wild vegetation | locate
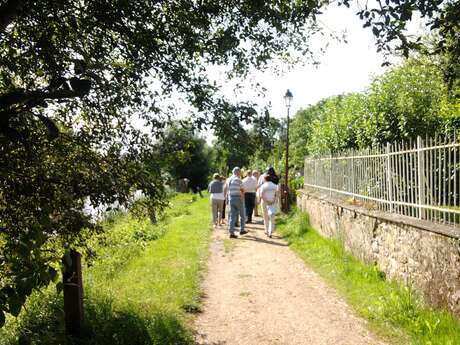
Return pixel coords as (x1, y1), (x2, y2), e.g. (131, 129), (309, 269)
(291, 58), (459, 159)
(251, 57), (460, 177)
(0, 193), (210, 344)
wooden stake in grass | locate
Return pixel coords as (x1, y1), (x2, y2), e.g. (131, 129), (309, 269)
(63, 250), (84, 337)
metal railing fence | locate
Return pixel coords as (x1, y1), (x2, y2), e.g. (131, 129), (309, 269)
(304, 135), (460, 227)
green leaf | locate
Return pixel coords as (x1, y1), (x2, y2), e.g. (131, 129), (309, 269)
(0, 310), (5, 328)
(372, 26), (380, 37)
(56, 282), (64, 294)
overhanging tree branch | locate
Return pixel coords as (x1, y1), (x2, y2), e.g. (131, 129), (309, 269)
(0, 81), (91, 112)
(0, 0), (24, 34)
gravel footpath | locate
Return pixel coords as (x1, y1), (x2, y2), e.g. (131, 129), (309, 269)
(194, 217), (388, 345)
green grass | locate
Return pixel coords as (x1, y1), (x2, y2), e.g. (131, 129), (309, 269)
(0, 193), (211, 345)
(278, 209), (460, 345)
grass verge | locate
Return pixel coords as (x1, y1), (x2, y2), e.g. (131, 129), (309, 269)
(277, 209), (460, 345)
(0, 193), (210, 345)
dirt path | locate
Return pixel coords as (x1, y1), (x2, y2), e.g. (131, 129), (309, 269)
(194, 217), (388, 345)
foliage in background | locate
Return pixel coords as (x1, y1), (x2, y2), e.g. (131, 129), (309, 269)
(278, 210), (460, 345)
(0, 127), (168, 327)
(245, 57), (459, 195)
(160, 123), (212, 191)
(362, 58), (458, 145)
(211, 113), (282, 175)
(289, 58), (460, 159)
(0, 193), (210, 345)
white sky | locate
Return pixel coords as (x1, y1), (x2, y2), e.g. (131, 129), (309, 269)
(260, 4), (389, 119)
(200, 3), (392, 143)
(251, 2), (426, 120)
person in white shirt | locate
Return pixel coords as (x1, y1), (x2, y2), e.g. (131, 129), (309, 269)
(258, 174), (279, 238)
(224, 167), (247, 238)
(242, 170), (257, 223)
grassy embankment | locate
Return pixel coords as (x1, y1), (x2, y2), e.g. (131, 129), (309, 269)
(277, 210), (460, 345)
(0, 193), (211, 345)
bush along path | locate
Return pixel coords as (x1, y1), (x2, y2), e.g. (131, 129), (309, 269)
(194, 214), (387, 345)
(0, 194), (211, 345)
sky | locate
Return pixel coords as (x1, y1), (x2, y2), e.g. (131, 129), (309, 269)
(153, 2), (425, 144)
(200, 2), (394, 143)
(251, 2), (426, 121)
(258, 4), (389, 119)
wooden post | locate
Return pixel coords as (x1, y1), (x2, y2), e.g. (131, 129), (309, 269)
(63, 250), (84, 337)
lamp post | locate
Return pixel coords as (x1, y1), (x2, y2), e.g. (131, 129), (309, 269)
(283, 89), (293, 213)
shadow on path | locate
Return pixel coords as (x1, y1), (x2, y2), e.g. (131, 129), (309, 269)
(237, 234), (288, 247)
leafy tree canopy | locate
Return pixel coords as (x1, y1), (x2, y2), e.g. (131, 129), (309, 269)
(211, 111), (281, 174)
(290, 58), (459, 156)
(0, 0), (321, 145)
(160, 123), (212, 191)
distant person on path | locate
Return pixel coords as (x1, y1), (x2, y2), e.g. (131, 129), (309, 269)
(242, 169), (257, 223)
(224, 167), (247, 238)
(259, 174), (280, 238)
(252, 170), (260, 217)
(208, 173), (225, 227)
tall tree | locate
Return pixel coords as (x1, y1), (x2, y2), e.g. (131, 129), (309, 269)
(161, 124), (212, 191)
(0, 0), (321, 326)
(0, 0), (321, 145)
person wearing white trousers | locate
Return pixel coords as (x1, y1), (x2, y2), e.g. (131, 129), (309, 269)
(258, 175), (279, 237)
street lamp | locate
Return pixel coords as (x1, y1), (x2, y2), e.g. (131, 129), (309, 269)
(283, 89), (293, 212)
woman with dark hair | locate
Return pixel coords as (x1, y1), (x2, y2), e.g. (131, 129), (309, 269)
(266, 167), (280, 185)
(259, 174), (279, 237)
(258, 167), (279, 187)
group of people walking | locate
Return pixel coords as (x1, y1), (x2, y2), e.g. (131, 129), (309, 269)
(208, 167), (280, 238)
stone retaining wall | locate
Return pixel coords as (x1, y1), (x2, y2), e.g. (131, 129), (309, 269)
(297, 189), (460, 316)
